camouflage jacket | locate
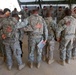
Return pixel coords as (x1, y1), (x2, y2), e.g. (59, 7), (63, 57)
(56, 10), (64, 23)
(0, 18), (4, 40)
(56, 16), (76, 39)
(20, 10), (29, 21)
(24, 14), (48, 40)
(0, 17), (18, 43)
(0, 17), (26, 44)
(44, 17), (57, 39)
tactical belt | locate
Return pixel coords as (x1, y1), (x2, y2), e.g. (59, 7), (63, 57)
(29, 33), (42, 38)
(30, 33), (42, 36)
(65, 33), (75, 35)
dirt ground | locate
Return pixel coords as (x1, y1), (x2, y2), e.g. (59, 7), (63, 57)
(0, 34), (76, 75)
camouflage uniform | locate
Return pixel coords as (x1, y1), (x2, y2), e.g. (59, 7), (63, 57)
(72, 14), (76, 59)
(20, 9), (29, 21)
(56, 16), (76, 64)
(0, 29), (5, 56)
(56, 10), (63, 23)
(0, 17), (25, 70)
(24, 14), (48, 68)
(43, 17), (57, 64)
(42, 8), (48, 18)
(0, 18), (5, 56)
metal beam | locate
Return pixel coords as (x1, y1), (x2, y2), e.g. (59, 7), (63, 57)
(18, 1), (76, 5)
(17, 0), (21, 7)
(38, 0), (43, 16)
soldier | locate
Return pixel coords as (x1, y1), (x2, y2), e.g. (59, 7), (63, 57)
(72, 6), (76, 59)
(20, 6), (29, 21)
(23, 8), (48, 68)
(0, 10), (5, 63)
(42, 6), (48, 18)
(56, 6), (64, 23)
(56, 8), (76, 65)
(42, 11), (57, 64)
(37, 7), (41, 16)
(12, 13), (24, 57)
(72, 6), (76, 18)
(0, 8), (25, 70)
(43, 11), (57, 64)
(12, 8), (19, 15)
(49, 5), (55, 20)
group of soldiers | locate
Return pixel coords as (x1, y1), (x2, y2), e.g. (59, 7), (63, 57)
(0, 5), (76, 71)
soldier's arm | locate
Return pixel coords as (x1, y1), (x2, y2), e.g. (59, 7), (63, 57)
(50, 21), (58, 41)
(16, 18), (29, 29)
(74, 19), (76, 39)
(50, 21), (57, 31)
(42, 18), (48, 41)
(0, 24), (2, 29)
(0, 18), (4, 29)
(56, 19), (66, 40)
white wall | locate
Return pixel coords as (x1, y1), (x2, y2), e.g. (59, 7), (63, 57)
(0, 0), (21, 11)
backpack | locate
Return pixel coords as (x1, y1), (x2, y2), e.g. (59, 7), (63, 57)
(1, 17), (17, 39)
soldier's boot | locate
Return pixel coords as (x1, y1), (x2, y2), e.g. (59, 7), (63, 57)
(18, 63), (25, 70)
(72, 48), (76, 60)
(8, 65), (12, 70)
(47, 59), (54, 64)
(29, 62), (33, 68)
(47, 51), (54, 64)
(42, 56), (46, 61)
(66, 59), (70, 64)
(59, 60), (66, 66)
(37, 62), (41, 69)
(72, 56), (76, 60)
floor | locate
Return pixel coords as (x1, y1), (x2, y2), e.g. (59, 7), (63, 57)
(0, 34), (76, 75)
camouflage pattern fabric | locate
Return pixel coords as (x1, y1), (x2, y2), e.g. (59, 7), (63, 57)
(56, 10), (64, 23)
(24, 14), (48, 63)
(1, 17), (17, 40)
(72, 14), (76, 57)
(0, 17), (25, 67)
(56, 16), (76, 60)
(43, 17), (56, 60)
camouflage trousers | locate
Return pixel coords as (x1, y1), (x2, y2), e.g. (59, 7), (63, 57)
(43, 39), (55, 60)
(28, 37), (43, 63)
(72, 39), (76, 57)
(0, 39), (5, 56)
(4, 41), (23, 66)
(59, 38), (73, 61)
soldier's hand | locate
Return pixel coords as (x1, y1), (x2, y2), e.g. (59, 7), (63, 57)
(56, 38), (60, 42)
(6, 26), (12, 32)
(5, 11), (10, 17)
(2, 34), (6, 39)
(44, 40), (47, 43)
(42, 40), (46, 44)
(65, 21), (71, 26)
(0, 11), (10, 18)
(35, 23), (42, 29)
